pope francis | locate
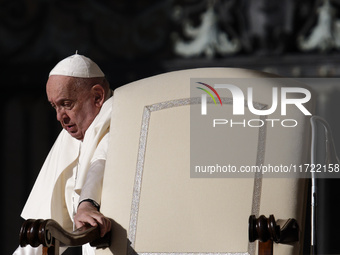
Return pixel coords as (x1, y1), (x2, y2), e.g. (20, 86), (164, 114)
(13, 53), (113, 255)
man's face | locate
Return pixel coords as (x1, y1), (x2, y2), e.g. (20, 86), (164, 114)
(46, 75), (101, 140)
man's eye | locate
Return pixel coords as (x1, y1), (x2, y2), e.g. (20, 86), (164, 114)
(62, 101), (73, 109)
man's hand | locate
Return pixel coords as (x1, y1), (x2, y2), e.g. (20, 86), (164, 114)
(74, 201), (111, 237)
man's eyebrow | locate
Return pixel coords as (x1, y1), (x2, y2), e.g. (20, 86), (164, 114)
(51, 97), (70, 104)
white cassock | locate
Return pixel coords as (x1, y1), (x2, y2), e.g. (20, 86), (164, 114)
(13, 96), (113, 255)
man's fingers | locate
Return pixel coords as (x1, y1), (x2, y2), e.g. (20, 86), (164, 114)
(90, 214), (111, 236)
(89, 214), (111, 236)
(74, 205), (111, 237)
(91, 213), (104, 225)
(74, 220), (84, 229)
(75, 213), (99, 227)
(82, 215), (97, 226)
(100, 218), (111, 237)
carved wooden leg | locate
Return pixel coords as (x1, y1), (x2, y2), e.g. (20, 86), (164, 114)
(42, 247), (48, 255)
(43, 242), (59, 255)
(45, 240), (60, 255)
(42, 246), (55, 255)
(259, 240), (273, 255)
(249, 215), (299, 255)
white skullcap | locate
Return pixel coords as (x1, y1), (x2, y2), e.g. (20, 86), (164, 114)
(49, 53), (105, 78)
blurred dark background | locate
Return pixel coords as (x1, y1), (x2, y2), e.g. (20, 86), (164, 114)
(2, 0), (340, 254)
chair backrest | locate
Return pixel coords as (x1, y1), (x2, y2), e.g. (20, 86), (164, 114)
(97, 68), (314, 255)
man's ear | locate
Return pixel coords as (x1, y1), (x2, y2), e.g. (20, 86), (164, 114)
(91, 84), (105, 108)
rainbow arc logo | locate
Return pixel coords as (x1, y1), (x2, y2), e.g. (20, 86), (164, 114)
(196, 82), (222, 115)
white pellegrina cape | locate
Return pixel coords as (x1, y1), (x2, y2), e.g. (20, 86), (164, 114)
(21, 96), (113, 229)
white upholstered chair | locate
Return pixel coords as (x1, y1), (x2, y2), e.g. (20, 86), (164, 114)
(97, 68), (315, 255)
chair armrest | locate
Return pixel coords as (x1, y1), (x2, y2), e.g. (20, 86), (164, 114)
(19, 219), (110, 253)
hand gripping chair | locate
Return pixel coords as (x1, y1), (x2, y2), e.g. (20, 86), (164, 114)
(97, 68), (315, 255)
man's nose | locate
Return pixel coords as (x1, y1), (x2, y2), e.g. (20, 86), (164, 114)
(56, 108), (68, 123)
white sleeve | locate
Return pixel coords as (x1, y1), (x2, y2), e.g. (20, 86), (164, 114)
(79, 132), (110, 206)
(91, 132), (110, 164)
(78, 159), (105, 206)
(13, 245), (42, 255)
(13, 245), (67, 255)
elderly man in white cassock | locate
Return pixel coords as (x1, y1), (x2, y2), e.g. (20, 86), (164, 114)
(13, 54), (113, 255)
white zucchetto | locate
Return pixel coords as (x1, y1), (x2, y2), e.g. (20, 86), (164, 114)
(49, 53), (105, 78)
